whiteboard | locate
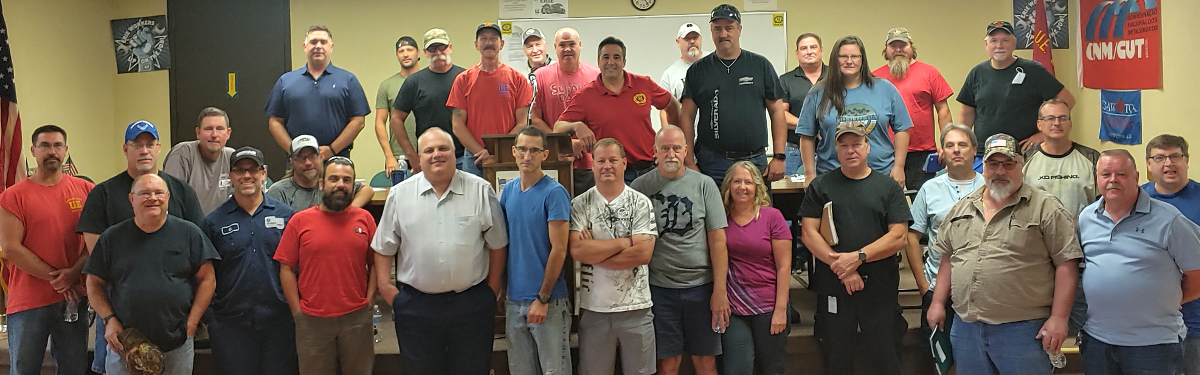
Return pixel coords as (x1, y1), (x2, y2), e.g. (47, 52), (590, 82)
(499, 12), (789, 147)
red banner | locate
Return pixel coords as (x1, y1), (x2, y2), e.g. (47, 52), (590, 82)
(1032, 0), (1055, 75)
(1079, 0), (1162, 89)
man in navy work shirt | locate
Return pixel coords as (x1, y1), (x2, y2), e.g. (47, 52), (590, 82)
(201, 147), (297, 375)
(266, 25), (371, 159)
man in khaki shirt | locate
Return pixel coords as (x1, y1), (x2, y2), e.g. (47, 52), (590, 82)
(926, 133), (1082, 375)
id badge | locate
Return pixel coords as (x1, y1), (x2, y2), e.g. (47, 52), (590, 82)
(1012, 67), (1026, 85)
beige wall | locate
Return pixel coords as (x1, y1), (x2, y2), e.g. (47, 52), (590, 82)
(9, 0), (1196, 181)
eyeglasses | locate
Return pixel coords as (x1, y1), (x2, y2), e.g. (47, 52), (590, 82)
(1038, 115), (1072, 122)
(291, 153), (319, 162)
(34, 143), (66, 150)
(126, 142), (160, 150)
(133, 190), (167, 199)
(514, 146), (545, 155)
(426, 44), (448, 53)
(230, 166), (264, 175)
(985, 160), (1019, 170)
(837, 54), (863, 62)
(1149, 154), (1187, 164)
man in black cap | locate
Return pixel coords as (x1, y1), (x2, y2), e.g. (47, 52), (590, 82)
(522, 28), (551, 75)
(958, 20), (1074, 152)
(201, 147), (298, 375)
(448, 22), (533, 178)
(680, 3), (788, 184)
(374, 36), (422, 178)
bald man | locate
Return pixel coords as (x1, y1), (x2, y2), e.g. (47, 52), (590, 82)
(531, 27), (602, 195)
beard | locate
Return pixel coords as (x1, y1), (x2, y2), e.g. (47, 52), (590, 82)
(321, 188), (352, 212)
(41, 157), (61, 171)
(888, 55), (912, 79)
(686, 47), (700, 58)
(660, 158), (681, 173)
(986, 176), (1016, 201)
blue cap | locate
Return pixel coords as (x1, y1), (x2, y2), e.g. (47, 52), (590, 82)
(124, 120), (160, 142)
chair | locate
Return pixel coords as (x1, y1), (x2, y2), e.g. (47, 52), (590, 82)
(369, 171), (394, 188)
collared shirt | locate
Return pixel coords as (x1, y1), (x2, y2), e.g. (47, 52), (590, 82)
(201, 195), (294, 328)
(779, 64), (826, 145)
(909, 173), (985, 289)
(559, 70), (673, 163)
(1143, 180), (1200, 337)
(264, 63), (372, 149)
(1079, 189), (1200, 346)
(371, 170), (508, 294)
(932, 183), (1083, 324)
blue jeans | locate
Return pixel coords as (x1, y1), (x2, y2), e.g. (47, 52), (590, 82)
(624, 163), (657, 185)
(695, 148), (767, 185)
(1183, 336), (1200, 375)
(105, 336), (194, 375)
(7, 300), (88, 375)
(505, 298), (573, 375)
(1081, 330), (1184, 375)
(784, 144), (802, 176)
(721, 312), (789, 375)
(209, 317), (298, 375)
(91, 315), (107, 373)
(459, 153), (484, 178)
(950, 316), (1052, 375)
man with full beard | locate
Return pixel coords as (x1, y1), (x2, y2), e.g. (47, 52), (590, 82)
(926, 133), (1082, 375)
(448, 22), (533, 178)
(374, 36), (422, 177)
(872, 28), (954, 191)
(274, 156), (377, 375)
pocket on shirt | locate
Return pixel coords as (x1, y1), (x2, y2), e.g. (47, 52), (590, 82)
(1008, 218), (1043, 250)
(163, 248), (193, 278)
(454, 215), (477, 245)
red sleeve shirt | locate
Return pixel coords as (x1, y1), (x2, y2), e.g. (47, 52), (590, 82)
(872, 61), (954, 152)
(0, 177), (93, 313)
(445, 64), (534, 147)
(559, 71), (672, 163)
(273, 206), (377, 318)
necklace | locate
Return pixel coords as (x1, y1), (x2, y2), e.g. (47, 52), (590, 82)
(719, 56), (738, 73)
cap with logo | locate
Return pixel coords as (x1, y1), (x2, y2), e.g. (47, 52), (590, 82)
(423, 28), (450, 50)
(476, 22), (502, 38)
(290, 135), (320, 157)
(834, 121), (869, 140)
(986, 20), (1015, 36)
(677, 23), (702, 39)
(983, 133), (1021, 160)
(709, 4), (741, 23)
(522, 28), (545, 43)
(395, 36), (417, 50)
(124, 120), (160, 142)
(230, 146), (266, 168)
(885, 27), (912, 44)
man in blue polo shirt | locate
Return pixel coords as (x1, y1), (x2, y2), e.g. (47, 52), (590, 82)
(266, 25), (371, 159)
(1079, 149), (1200, 375)
(201, 147), (297, 375)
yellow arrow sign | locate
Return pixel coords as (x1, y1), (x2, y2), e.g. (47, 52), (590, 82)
(227, 72), (237, 97)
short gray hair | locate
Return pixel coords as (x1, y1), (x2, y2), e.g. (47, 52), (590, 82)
(940, 123), (977, 151)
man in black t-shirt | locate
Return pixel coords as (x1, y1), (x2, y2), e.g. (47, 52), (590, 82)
(391, 28), (468, 171)
(84, 174), (219, 375)
(76, 120), (205, 374)
(680, 4), (788, 184)
(780, 33), (827, 176)
(799, 121), (911, 375)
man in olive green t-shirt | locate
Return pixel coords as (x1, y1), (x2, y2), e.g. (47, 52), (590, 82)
(375, 36), (423, 176)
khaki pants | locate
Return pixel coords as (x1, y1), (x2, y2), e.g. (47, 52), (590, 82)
(294, 306), (374, 375)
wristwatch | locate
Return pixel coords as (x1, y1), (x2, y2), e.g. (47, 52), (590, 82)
(858, 250), (867, 263)
(537, 294), (551, 304)
(773, 153), (787, 161)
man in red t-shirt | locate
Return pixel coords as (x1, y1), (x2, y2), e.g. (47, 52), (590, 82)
(530, 27), (600, 196)
(556, 36), (680, 183)
(0, 125), (94, 374)
(872, 27), (954, 191)
(447, 22), (533, 178)
(274, 157), (377, 375)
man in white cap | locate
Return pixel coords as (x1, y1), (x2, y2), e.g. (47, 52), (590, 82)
(522, 28), (551, 75)
(659, 22), (705, 109)
(266, 135), (373, 212)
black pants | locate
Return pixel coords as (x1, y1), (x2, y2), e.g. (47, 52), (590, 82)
(814, 293), (906, 375)
(392, 282), (496, 375)
(905, 150), (936, 191)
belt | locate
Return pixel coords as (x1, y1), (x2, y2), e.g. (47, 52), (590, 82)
(700, 146), (764, 160)
(628, 160), (656, 171)
(786, 142), (800, 148)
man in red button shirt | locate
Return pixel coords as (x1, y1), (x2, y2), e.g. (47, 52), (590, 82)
(555, 36), (681, 183)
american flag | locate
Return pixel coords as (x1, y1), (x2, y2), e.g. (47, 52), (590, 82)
(0, 2), (24, 193)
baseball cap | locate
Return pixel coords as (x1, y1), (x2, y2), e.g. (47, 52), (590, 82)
(522, 28), (545, 43)
(986, 20), (1015, 36)
(230, 146), (265, 168)
(395, 36), (417, 50)
(834, 121), (869, 140)
(476, 22), (502, 38)
(423, 28), (450, 50)
(124, 120), (159, 142)
(983, 133), (1021, 160)
(290, 135), (319, 157)
(710, 4), (741, 23)
(677, 23), (702, 39)
(885, 27), (912, 44)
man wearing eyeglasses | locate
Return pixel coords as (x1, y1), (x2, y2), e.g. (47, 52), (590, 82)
(391, 28), (468, 173)
(77, 120), (205, 374)
(200, 147), (298, 375)
(265, 135), (373, 212)
(84, 173), (219, 375)
(163, 107), (236, 214)
(1142, 134), (1200, 375)
(927, 133), (1082, 375)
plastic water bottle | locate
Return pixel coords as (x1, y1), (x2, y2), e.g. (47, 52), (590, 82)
(372, 305), (383, 343)
(1048, 350), (1066, 368)
(63, 300), (79, 323)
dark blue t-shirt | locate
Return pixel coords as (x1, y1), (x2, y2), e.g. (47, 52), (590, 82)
(1142, 179), (1200, 337)
(265, 63), (371, 150)
(201, 195), (294, 327)
(500, 175), (571, 300)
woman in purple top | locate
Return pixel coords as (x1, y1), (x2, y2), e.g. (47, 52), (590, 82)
(719, 161), (792, 375)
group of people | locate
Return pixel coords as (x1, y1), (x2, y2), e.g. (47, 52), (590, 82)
(2, 2), (1197, 375)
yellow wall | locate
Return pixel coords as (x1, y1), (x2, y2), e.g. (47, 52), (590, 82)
(8, 0), (1196, 182)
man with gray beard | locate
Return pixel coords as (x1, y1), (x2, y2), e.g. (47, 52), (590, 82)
(872, 27), (954, 191)
(927, 133), (1082, 374)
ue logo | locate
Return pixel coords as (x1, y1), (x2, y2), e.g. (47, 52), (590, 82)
(1085, 0), (1158, 41)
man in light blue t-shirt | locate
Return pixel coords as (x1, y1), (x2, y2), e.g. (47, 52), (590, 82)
(1079, 150), (1200, 375)
(499, 126), (572, 375)
(1141, 134), (1200, 375)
